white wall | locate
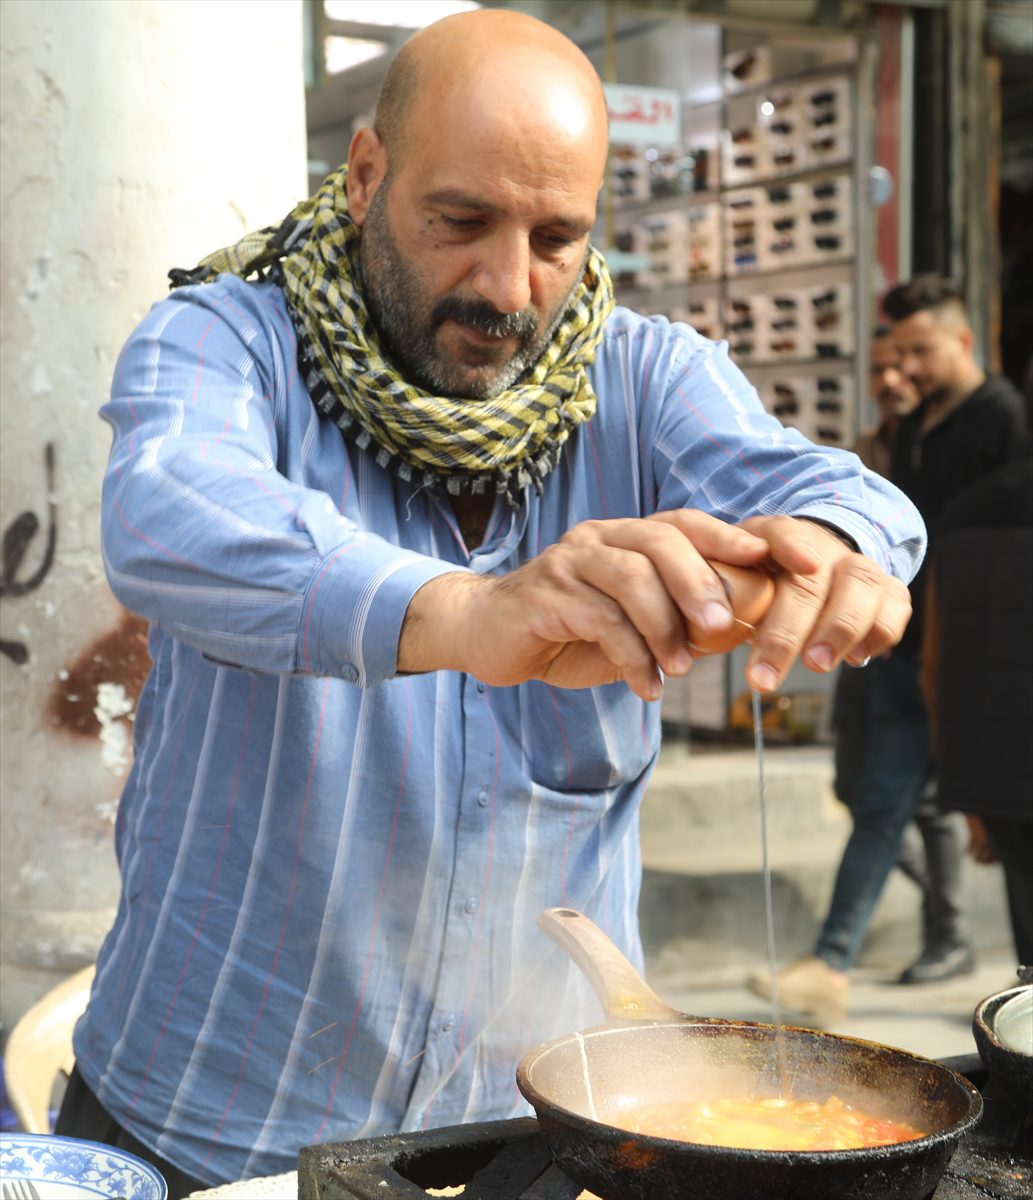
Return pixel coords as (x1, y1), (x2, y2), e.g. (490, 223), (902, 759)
(0, 0), (308, 1033)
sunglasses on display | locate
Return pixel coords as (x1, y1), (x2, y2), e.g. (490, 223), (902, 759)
(731, 127), (755, 144)
(812, 289), (838, 308)
(734, 155), (757, 169)
(814, 310), (842, 330)
(773, 216), (797, 231)
(812, 181), (839, 199)
(731, 341), (755, 356)
(811, 208), (839, 224)
(728, 195), (757, 209)
(768, 187), (792, 203)
(815, 235), (843, 251)
(771, 316), (798, 331)
(817, 378), (843, 394)
(772, 295), (798, 310)
(817, 425), (846, 442)
(816, 397), (844, 414)
(770, 120), (794, 136)
(733, 234), (757, 248)
(730, 298), (754, 313)
(816, 342), (844, 357)
(810, 89), (838, 106)
(733, 253), (758, 267)
(774, 398), (799, 417)
(812, 112), (838, 128)
(773, 147), (796, 167)
(770, 338), (797, 353)
(730, 317), (755, 333)
(764, 90), (794, 111)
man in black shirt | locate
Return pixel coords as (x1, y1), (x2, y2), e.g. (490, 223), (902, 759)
(752, 278), (1025, 1020)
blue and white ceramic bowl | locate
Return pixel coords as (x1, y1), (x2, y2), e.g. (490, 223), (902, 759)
(0, 1133), (167, 1199)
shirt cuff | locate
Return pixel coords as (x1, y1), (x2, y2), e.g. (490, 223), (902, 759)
(298, 538), (471, 686)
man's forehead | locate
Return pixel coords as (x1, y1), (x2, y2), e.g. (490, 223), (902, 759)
(870, 339), (901, 365)
(892, 310), (951, 342)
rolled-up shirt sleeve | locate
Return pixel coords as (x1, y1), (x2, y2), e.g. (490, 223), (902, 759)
(638, 324), (926, 582)
(100, 280), (462, 685)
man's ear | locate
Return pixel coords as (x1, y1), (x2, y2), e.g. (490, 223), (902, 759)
(347, 127), (388, 226)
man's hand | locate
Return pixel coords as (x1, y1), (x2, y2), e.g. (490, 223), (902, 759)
(399, 511), (769, 700)
(398, 510), (912, 699)
(739, 515), (912, 693)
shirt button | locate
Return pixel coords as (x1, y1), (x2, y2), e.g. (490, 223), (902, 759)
(476, 680), (486, 694)
(341, 664), (358, 683)
(441, 1014), (455, 1032)
(477, 789), (489, 807)
(464, 897), (478, 915)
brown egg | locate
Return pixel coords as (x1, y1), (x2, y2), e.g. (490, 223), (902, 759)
(687, 561), (776, 655)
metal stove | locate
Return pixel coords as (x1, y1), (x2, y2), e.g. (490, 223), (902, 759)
(298, 1056), (1031, 1200)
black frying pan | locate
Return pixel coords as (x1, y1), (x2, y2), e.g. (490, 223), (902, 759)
(516, 908), (982, 1200)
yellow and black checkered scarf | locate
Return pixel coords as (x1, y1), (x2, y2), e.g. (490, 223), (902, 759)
(170, 164), (615, 505)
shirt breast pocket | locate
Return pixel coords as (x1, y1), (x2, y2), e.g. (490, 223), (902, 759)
(517, 682), (656, 793)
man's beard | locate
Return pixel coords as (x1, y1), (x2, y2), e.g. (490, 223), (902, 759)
(358, 184), (581, 400)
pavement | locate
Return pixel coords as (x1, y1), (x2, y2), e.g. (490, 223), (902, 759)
(635, 740), (1022, 1065)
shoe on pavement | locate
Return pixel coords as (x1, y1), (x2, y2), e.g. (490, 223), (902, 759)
(898, 942), (976, 985)
(747, 956), (849, 1023)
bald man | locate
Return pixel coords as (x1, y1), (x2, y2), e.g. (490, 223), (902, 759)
(60, 10), (922, 1193)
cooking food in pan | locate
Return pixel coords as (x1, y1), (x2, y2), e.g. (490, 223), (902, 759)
(603, 1093), (926, 1151)
(518, 908), (982, 1200)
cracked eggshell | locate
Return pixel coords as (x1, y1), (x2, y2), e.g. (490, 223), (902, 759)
(688, 561), (775, 655)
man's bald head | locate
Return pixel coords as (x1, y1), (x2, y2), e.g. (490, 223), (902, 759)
(372, 9), (609, 175)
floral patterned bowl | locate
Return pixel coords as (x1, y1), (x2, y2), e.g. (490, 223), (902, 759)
(0, 1132), (167, 1198)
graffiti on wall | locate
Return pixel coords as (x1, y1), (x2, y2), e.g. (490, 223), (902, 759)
(0, 442), (57, 665)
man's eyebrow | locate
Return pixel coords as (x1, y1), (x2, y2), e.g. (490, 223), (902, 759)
(423, 189), (590, 232)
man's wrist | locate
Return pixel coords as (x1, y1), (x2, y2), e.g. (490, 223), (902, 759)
(796, 517), (859, 553)
(397, 571), (484, 675)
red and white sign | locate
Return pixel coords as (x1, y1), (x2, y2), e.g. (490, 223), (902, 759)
(604, 84), (682, 147)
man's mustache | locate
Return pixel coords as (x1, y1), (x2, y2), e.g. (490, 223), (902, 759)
(432, 296), (537, 341)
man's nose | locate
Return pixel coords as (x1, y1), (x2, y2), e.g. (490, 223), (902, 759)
(471, 232), (532, 315)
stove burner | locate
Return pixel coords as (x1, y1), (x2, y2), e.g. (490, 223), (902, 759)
(299, 1057), (1031, 1200)
(298, 1117), (585, 1198)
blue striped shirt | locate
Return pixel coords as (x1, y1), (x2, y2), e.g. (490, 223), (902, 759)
(76, 276), (924, 1185)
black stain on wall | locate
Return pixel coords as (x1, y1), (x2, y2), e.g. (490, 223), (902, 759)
(1, 442), (57, 664)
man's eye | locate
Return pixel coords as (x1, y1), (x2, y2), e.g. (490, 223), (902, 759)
(441, 215), (481, 231)
(537, 232), (578, 251)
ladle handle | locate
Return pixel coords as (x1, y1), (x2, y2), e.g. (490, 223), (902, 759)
(539, 908), (682, 1023)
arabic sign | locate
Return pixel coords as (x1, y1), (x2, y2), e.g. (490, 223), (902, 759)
(604, 84), (682, 147)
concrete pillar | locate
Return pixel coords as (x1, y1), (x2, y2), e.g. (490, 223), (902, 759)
(0, 0), (308, 1035)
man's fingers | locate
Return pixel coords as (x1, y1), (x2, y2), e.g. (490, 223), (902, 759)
(649, 509), (770, 566)
(746, 555), (913, 692)
(572, 542), (694, 676)
(745, 568), (828, 692)
(799, 554), (893, 670)
(576, 515), (767, 641)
